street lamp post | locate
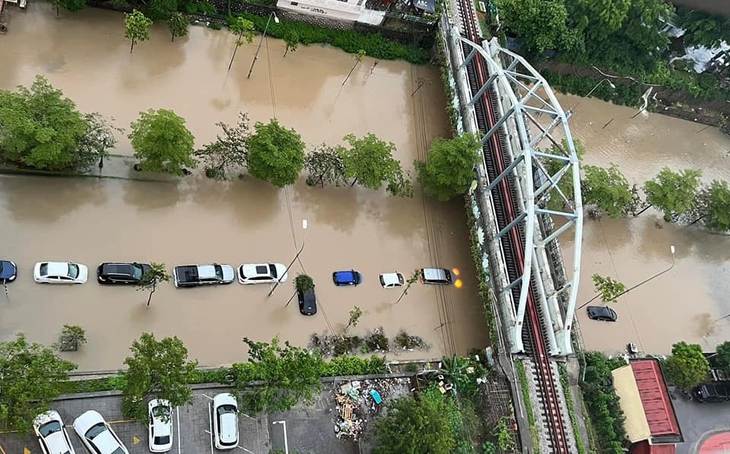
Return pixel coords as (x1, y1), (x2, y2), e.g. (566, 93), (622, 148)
(272, 421), (289, 454)
(268, 219), (307, 297)
(579, 245), (676, 309)
(567, 78), (616, 116)
(247, 12), (279, 80)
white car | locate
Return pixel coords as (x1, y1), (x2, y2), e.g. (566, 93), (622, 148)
(212, 393), (239, 450)
(73, 410), (129, 454)
(33, 410), (76, 454)
(148, 399), (173, 453)
(379, 272), (405, 288)
(237, 263), (287, 285)
(34, 261), (88, 284)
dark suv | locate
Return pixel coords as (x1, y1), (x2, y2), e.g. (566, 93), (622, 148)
(693, 383), (730, 403)
(97, 262), (151, 285)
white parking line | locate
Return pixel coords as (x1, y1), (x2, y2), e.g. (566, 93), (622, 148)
(176, 406), (181, 454)
(238, 446), (254, 453)
(201, 394), (214, 401)
(208, 402), (214, 454)
(240, 413), (256, 421)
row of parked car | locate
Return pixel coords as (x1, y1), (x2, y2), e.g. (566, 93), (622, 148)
(35, 394), (240, 454)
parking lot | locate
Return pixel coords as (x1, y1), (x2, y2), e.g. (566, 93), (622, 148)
(0, 388), (270, 454)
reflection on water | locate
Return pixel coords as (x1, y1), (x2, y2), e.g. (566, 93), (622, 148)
(0, 7), (489, 369)
(559, 93), (730, 355)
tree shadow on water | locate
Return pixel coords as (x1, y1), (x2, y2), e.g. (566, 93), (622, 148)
(291, 180), (359, 233)
(122, 179), (185, 211)
(0, 175), (108, 223)
(190, 175), (280, 228)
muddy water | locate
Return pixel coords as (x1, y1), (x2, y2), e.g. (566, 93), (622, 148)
(0, 6), (489, 369)
(557, 93), (730, 355)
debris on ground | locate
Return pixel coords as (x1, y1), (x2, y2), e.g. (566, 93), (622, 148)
(332, 377), (411, 441)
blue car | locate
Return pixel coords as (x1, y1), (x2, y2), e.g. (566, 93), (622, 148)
(332, 270), (362, 286)
(0, 260), (17, 282)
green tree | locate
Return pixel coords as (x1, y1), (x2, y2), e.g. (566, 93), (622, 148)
(372, 386), (457, 454)
(195, 112), (250, 180)
(294, 274), (314, 293)
(122, 333), (197, 422)
(148, 0), (177, 20)
(228, 17), (255, 71)
(643, 167), (702, 222)
(129, 109), (197, 176)
(386, 167), (414, 198)
(663, 341), (709, 391)
(415, 133), (480, 201)
(304, 144), (347, 187)
(124, 10), (153, 53)
(0, 334), (77, 433)
(246, 119), (305, 187)
(233, 337), (325, 413)
(582, 164), (634, 218)
(342, 133), (402, 191)
(676, 7), (730, 48)
(49, 0), (86, 16)
(344, 306), (363, 333)
(591, 274), (626, 304)
(0, 76), (88, 171)
(704, 180), (730, 232)
(542, 138), (585, 211)
(136, 262), (171, 306)
(78, 112), (123, 171)
(283, 30), (300, 57)
(494, 0), (578, 55)
(57, 325), (88, 352)
(167, 12), (188, 42)
(342, 49), (365, 85)
(714, 341), (730, 372)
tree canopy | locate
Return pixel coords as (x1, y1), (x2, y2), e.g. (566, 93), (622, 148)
(715, 341), (730, 372)
(148, 0), (177, 20)
(643, 167), (702, 222)
(167, 12), (188, 42)
(582, 164), (634, 218)
(416, 133), (480, 201)
(372, 386), (458, 454)
(195, 112), (250, 180)
(304, 144), (347, 187)
(246, 119), (305, 187)
(591, 274), (626, 303)
(0, 334), (77, 433)
(663, 341), (709, 391)
(0, 76), (91, 171)
(129, 108), (197, 175)
(233, 337), (325, 413)
(703, 180), (730, 232)
(342, 133), (402, 191)
(283, 30), (300, 57)
(124, 10), (153, 53)
(122, 333), (198, 422)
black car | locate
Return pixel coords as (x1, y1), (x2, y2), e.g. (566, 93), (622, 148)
(97, 262), (152, 285)
(298, 287), (317, 316)
(693, 383), (730, 403)
(586, 306), (618, 322)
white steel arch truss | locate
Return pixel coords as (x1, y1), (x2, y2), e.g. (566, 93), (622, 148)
(455, 32), (584, 356)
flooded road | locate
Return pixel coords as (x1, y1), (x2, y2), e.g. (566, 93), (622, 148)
(558, 93), (730, 355)
(0, 6), (488, 369)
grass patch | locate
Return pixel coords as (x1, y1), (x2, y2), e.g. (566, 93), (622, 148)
(514, 359), (539, 452)
(558, 364), (586, 454)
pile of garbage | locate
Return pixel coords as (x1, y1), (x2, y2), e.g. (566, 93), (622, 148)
(333, 378), (410, 441)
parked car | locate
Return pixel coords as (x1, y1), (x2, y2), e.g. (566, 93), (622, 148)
(586, 306), (618, 322)
(212, 393), (239, 450)
(419, 268), (453, 285)
(173, 264), (235, 288)
(332, 270), (362, 286)
(0, 259), (17, 282)
(148, 399), (173, 453)
(34, 410), (76, 454)
(73, 410), (129, 454)
(97, 262), (152, 285)
(379, 272), (404, 289)
(693, 383), (730, 403)
(34, 261), (88, 284)
(237, 263), (288, 285)
(298, 286), (317, 316)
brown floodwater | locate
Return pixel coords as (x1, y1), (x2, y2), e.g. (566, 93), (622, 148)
(558, 93), (730, 355)
(0, 6), (489, 369)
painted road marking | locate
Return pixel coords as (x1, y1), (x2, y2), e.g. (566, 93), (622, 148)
(107, 419), (137, 425)
(238, 446), (254, 453)
(133, 436), (140, 445)
(176, 406), (182, 454)
(201, 394), (214, 401)
(24, 449), (30, 454)
(0, 443), (6, 454)
(208, 402), (214, 454)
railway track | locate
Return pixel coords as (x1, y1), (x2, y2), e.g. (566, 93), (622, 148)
(453, 2), (571, 452)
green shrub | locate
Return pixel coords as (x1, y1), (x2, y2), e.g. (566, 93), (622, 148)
(580, 352), (627, 454)
(208, 22), (222, 30)
(227, 13), (428, 64)
(322, 355), (386, 376)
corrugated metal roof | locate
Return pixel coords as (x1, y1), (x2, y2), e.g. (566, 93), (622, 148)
(630, 360), (681, 438)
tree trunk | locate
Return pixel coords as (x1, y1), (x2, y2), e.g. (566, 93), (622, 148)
(284, 47), (288, 58)
(228, 32), (242, 71)
(171, 33), (175, 43)
(317, 174), (324, 187)
(56, 5), (60, 17)
(342, 62), (358, 86)
(635, 204), (653, 216)
(394, 283), (412, 304)
(689, 213), (707, 226)
(147, 283), (156, 307)
(130, 38), (135, 54)
(350, 177), (358, 187)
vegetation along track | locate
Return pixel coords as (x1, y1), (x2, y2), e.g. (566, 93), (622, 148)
(453, 2), (571, 452)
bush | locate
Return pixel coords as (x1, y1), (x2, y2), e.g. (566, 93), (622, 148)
(581, 352), (627, 454)
(228, 13), (428, 64)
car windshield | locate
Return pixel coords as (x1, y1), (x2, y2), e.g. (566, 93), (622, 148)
(85, 422), (107, 439)
(214, 265), (223, 280)
(217, 404), (236, 416)
(269, 264), (277, 278)
(112, 448), (125, 454)
(132, 264), (143, 280)
(39, 420), (62, 437)
(152, 405), (170, 420)
(154, 435), (171, 445)
(40, 263), (48, 275)
(67, 263), (79, 279)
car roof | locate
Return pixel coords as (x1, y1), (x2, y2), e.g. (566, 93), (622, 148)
(380, 273), (402, 286)
(43, 430), (73, 454)
(422, 268), (448, 280)
(219, 411), (237, 443)
(198, 265), (219, 279)
(74, 410), (104, 433)
(101, 263), (135, 275)
(46, 262), (70, 276)
(334, 270), (359, 281)
(89, 428), (121, 452)
(241, 264), (272, 277)
(214, 393), (237, 406)
(588, 306), (615, 315)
